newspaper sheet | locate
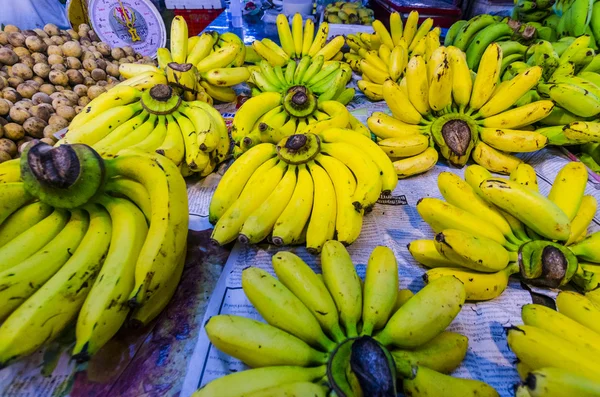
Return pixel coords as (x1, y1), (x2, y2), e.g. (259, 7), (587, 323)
(180, 145), (600, 397)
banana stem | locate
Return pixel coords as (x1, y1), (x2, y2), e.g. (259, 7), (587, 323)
(27, 144), (81, 189)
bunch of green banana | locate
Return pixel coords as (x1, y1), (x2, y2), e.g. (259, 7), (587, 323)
(251, 13), (344, 66)
(120, 16), (248, 104)
(445, 14), (546, 68)
(247, 56), (355, 105)
(230, 91), (369, 155)
(346, 11), (438, 80)
(512, 0), (555, 24)
(548, 0), (595, 38)
(209, 128), (396, 250)
(61, 84), (230, 177)
(508, 292), (600, 395)
(0, 143), (188, 366)
(367, 43), (553, 178)
(325, 1), (374, 25)
(193, 244), (499, 397)
(411, 161), (600, 296)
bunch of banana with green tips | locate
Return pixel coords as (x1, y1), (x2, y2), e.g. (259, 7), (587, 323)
(247, 56), (355, 105)
(119, 16), (249, 104)
(325, 1), (374, 25)
(251, 13), (345, 67)
(230, 86), (368, 155)
(345, 10), (438, 77)
(510, 291), (600, 396)
(210, 128), (396, 250)
(445, 14), (551, 69)
(0, 143), (188, 367)
(193, 243), (500, 397)
(60, 84), (231, 178)
(410, 161), (600, 300)
(368, 43), (554, 179)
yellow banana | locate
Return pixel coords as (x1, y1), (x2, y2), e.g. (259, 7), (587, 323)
(525, 367), (600, 397)
(277, 13), (296, 57)
(393, 147), (438, 178)
(406, 55), (430, 115)
(408, 18), (434, 52)
(389, 44), (407, 82)
(478, 66), (542, 117)
(403, 11), (420, 47)
(357, 79), (384, 101)
(382, 79), (423, 124)
(479, 127), (547, 152)
(470, 43), (502, 111)
(302, 18), (315, 56)
(569, 231), (600, 262)
(305, 161), (336, 253)
(361, 246), (398, 335)
(510, 163), (539, 192)
(404, 366), (499, 397)
(372, 19), (394, 49)
(556, 291), (600, 334)
(547, 162), (588, 220)
(378, 135), (430, 158)
(186, 32), (214, 66)
(566, 195), (597, 245)
(367, 111), (427, 139)
(390, 12), (403, 45)
(481, 100), (554, 129)
(471, 141), (522, 174)
(428, 54), (453, 111)
(408, 239), (457, 268)
(170, 16), (188, 64)
(447, 46), (472, 108)
(118, 63), (162, 79)
(0, 202), (53, 248)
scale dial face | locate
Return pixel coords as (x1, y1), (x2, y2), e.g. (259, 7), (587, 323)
(89, 0), (166, 58)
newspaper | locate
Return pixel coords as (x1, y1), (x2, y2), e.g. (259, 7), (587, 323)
(180, 145), (600, 397)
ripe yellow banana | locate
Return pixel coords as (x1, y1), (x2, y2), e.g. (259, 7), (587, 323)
(404, 366), (499, 397)
(408, 239), (456, 268)
(556, 291), (600, 334)
(472, 141), (523, 175)
(429, 55), (453, 111)
(291, 13), (303, 58)
(305, 161), (336, 253)
(361, 246), (398, 335)
(569, 231), (600, 262)
(321, 240), (362, 338)
(271, 251), (345, 342)
(374, 276), (465, 348)
(403, 11), (420, 47)
(170, 16), (188, 64)
(378, 135), (430, 158)
(357, 79), (384, 101)
(479, 127), (547, 153)
(302, 18), (315, 56)
(447, 46), (472, 109)
(393, 147), (439, 178)
(566, 195), (597, 245)
(525, 367), (600, 397)
(241, 267), (335, 351)
(367, 111), (427, 139)
(469, 43), (502, 111)
(231, 92), (282, 143)
(479, 177), (571, 241)
(425, 263), (519, 301)
(0, 201), (52, 248)
(382, 79), (423, 124)
(406, 55), (430, 115)
(372, 19), (394, 50)
(186, 32), (214, 66)
(548, 162), (588, 220)
(276, 13), (296, 57)
(510, 163), (539, 192)
(481, 100), (554, 129)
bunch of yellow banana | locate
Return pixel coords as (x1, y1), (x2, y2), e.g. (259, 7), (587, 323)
(346, 11), (438, 78)
(325, 1), (375, 25)
(61, 84), (230, 177)
(230, 90), (369, 155)
(0, 144), (188, 367)
(193, 243), (499, 397)
(119, 16), (249, 104)
(210, 128), (396, 250)
(247, 56), (355, 104)
(410, 161), (599, 299)
(252, 13), (345, 66)
(368, 43), (554, 178)
(508, 292), (600, 396)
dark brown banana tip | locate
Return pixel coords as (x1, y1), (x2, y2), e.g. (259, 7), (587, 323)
(442, 119), (471, 156)
(285, 134), (308, 151)
(149, 84), (173, 101)
(28, 142), (79, 189)
(350, 336), (397, 397)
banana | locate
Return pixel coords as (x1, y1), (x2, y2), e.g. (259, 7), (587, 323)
(271, 251), (345, 342)
(453, 14), (498, 51)
(186, 32), (215, 66)
(0, 210), (89, 321)
(304, 161), (336, 253)
(469, 43), (502, 111)
(434, 229), (512, 272)
(525, 367), (600, 397)
(308, 22), (329, 57)
(429, 54), (453, 111)
(417, 197), (510, 247)
(320, 240), (362, 338)
(406, 55), (430, 115)
(479, 127), (547, 152)
(357, 79), (384, 101)
(92, 111), (149, 152)
(378, 135), (430, 158)
(478, 67), (542, 118)
(395, 288), (414, 311)
(389, 44), (407, 82)
(409, 18), (434, 52)
(375, 275), (465, 348)
(231, 92), (282, 143)
(556, 290), (600, 333)
(382, 79), (423, 124)
(276, 13), (296, 57)
(170, 16), (188, 63)
(392, 332), (468, 378)
(129, 115), (167, 152)
(507, 325), (600, 380)
(465, 23), (514, 70)
(361, 246), (398, 335)
(510, 163), (538, 192)
(367, 111), (427, 139)
(301, 19), (315, 56)
(0, 202), (52, 248)
(196, 45), (239, 73)
(239, 164), (295, 244)
(191, 366), (326, 397)
(0, 159), (20, 184)
(242, 267), (335, 351)
(404, 366), (499, 397)
(0, 204), (111, 366)
(566, 195), (597, 245)
(118, 63), (162, 80)
(543, 83), (600, 117)
(360, 59), (390, 84)
(521, 304), (600, 353)
(115, 71), (168, 91)
(243, 382), (327, 397)
(202, 67), (250, 87)
(180, 104), (219, 153)
(403, 11), (420, 47)
(392, 147), (438, 178)
(252, 40), (287, 67)
(156, 47), (173, 70)
(372, 19), (394, 50)
(408, 239), (457, 268)
(480, 177), (571, 241)
(321, 142), (382, 210)
(72, 197), (147, 359)
(101, 112), (158, 157)
(547, 162), (588, 220)
(425, 263), (519, 301)
(104, 178), (152, 222)
(471, 141), (523, 175)
(154, 114), (185, 166)
(212, 160), (286, 244)
(319, 128), (397, 193)
(0, 208), (69, 273)
(444, 20), (466, 46)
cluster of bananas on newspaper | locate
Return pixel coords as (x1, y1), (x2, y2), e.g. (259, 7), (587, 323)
(230, 89), (368, 154)
(0, 143), (188, 366)
(510, 291), (600, 396)
(60, 84), (230, 176)
(410, 161), (600, 301)
(193, 243), (500, 397)
(251, 14), (345, 66)
(209, 128), (396, 250)
(119, 15), (248, 104)
(247, 57), (354, 104)
(367, 43), (557, 178)
(324, 1), (374, 25)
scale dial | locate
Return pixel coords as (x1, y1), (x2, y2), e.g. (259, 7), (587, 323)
(88, 0), (166, 58)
